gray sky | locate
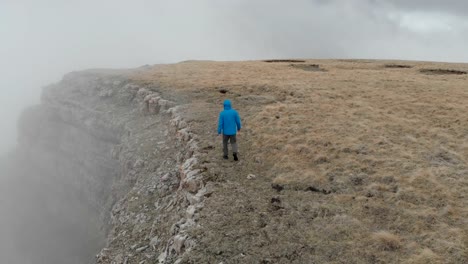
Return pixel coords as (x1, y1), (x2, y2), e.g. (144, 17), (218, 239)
(1, 0), (468, 153)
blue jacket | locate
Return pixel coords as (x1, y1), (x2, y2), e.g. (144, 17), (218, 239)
(218, 100), (241, 135)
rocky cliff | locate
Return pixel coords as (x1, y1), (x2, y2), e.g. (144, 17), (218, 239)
(5, 68), (207, 263)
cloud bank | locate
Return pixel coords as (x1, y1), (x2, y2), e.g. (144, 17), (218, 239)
(1, 0), (468, 153)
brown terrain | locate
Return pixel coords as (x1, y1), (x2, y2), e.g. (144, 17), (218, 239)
(128, 59), (468, 263)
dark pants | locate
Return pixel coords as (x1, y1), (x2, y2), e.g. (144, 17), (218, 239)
(223, 134), (238, 156)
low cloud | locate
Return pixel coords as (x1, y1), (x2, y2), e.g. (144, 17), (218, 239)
(1, 0), (468, 153)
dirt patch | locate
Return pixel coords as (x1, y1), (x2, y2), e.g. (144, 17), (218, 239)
(217, 88), (229, 94)
(291, 64), (326, 72)
(420, 68), (467, 75)
(338, 59), (374, 63)
(384, 64), (413, 69)
(305, 186), (333, 194)
(264, 59), (306, 63)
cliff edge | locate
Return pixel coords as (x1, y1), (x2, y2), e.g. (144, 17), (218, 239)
(7, 60), (468, 263)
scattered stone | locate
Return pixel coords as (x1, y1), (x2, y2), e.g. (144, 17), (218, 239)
(150, 236), (160, 247)
(177, 128), (192, 142)
(271, 183), (284, 192)
(186, 205), (196, 219)
(136, 245), (149, 253)
(247, 174), (257, 180)
(185, 192), (202, 205)
(96, 248), (110, 263)
(172, 235), (187, 254)
(114, 254), (124, 263)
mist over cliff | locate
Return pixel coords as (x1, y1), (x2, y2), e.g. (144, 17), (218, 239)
(0, 72), (130, 263)
(0, 69), (199, 263)
(0, 150), (104, 264)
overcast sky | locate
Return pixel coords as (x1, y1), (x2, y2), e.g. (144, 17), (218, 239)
(1, 0), (468, 153)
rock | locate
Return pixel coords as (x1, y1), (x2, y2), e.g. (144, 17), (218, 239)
(150, 236), (160, 247)
(180, 218), (195, 229)
(181, 157), (198, 173)
(134, 159), (145, 170)
(182, 178), (202, 193)
(177, 128), (191, 142)
(197, 182), (215, 198)
(172, 235), (187, 254)
(157, 252), (167, 263)
(137, 88), (151, 99)
(96, 248), (110, 263)
(114, 254), (124, 263)
(98, 89), (114, 98)
(148, 97), (161, 114)
(160, 172), (171, 181)
(158, 99), (171, 110)
(136, 245), (149, 253)
(247, 174), (257, 180)
(186, 205), (196, 219)
(185, 169), (201, 180)
(185, 192), (202, 205)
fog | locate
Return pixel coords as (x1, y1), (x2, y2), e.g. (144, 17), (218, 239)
(0, 153), (105, 263)
(1, 0), (468, 263)
(2, 0), (468, 154)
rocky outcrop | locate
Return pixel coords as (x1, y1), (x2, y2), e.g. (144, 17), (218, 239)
(14, 70), (209, 263)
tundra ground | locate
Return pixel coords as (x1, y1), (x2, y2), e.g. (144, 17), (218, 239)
(132, 59), (468, 263)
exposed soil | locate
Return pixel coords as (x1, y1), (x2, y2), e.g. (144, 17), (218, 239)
(384, 64), (413, 69)
(290, 64), (326, 72)
(420, 68), (467, 75)
(264, 59), (306, 63)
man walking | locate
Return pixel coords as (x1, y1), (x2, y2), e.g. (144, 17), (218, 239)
(218, 99), (242, 161)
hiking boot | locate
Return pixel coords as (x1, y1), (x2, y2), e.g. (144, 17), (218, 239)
(223, 155), (228, 160)
(233, 153), (239, 161)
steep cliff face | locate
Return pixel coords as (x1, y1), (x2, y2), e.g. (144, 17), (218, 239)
(3, 69), (206, 263)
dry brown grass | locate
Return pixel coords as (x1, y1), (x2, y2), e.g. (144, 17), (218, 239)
(405, 248), (443, 264)
(372, 231), (402, 251)
(130, 59), (468, 263)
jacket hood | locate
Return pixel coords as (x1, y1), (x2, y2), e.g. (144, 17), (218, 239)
(223, 100), (232, 110)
